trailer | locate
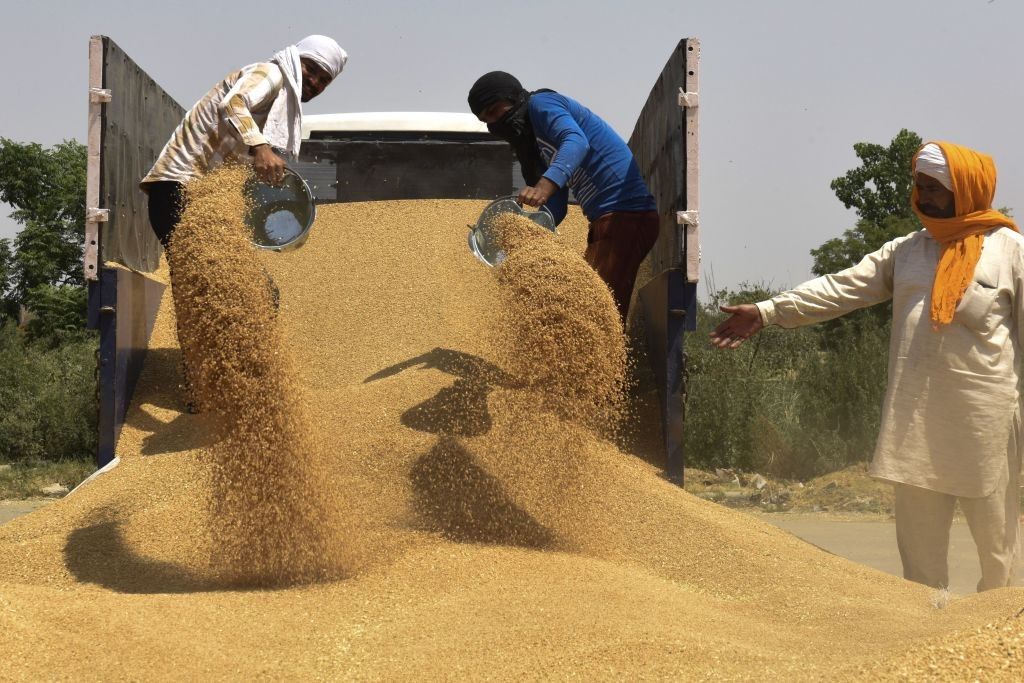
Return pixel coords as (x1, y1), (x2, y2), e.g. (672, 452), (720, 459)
(84, 35), (700, 481)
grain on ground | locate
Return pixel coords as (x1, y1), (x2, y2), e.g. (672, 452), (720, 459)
(0, 197), (1020, 680)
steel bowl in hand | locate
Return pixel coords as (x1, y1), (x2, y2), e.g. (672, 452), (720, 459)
(468, 196), (556, 267)
(244, 167), (316, 252)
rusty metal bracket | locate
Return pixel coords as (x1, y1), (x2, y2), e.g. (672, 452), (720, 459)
(89, 87), (112, 103)
(677, 210), (699, 227)
(86, 207), (110, 222)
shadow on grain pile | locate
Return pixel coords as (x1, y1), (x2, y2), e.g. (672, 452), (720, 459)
(364, 213), (628, 552)
(409, 436), (557, 548)
(367, 348), (560, 547)
(366, 347), (517, 437)
(129, 347), (215, 456)
(63, 506), (212, 594)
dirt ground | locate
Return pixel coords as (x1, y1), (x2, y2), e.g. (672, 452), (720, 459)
(0, 499), (52, 525)
(684, 462), (896, 515)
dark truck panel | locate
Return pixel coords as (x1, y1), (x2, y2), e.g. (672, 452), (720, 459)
(295, 133), (515, 203)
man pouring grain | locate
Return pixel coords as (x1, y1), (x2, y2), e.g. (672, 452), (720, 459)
(141, 35), (347, 249)
(711, 141), (1021, 592)
(141, 35), (345, 411)
(468, 72), (659, 325)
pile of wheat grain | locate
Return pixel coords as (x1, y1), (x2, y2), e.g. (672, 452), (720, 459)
(0, 196), (1020, 680)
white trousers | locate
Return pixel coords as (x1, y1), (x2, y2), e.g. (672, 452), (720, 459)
(894, 439), (1021, 592)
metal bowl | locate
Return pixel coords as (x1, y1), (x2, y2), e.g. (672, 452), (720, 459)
(468, 196), (556, 267)
(244, 167), (316, 252)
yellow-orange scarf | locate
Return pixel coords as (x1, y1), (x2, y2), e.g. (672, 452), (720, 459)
(911, 141), (1018, 325)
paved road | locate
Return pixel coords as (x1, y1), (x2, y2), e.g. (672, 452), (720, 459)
(0, 500), (52, 525)
(757, 513), (1024, 595)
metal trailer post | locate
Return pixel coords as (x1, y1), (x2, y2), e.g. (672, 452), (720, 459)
(84, 36), (114, 467)
(675, 40), (701, 483)
(629, 39), (701, 485)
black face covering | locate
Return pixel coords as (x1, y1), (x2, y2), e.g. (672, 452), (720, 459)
(486, 94), (530, 142)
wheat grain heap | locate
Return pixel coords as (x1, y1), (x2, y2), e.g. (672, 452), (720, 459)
(0, 167), (1022, 680)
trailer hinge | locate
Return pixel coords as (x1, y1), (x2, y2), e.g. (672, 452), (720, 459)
(87, 207), (109, 223)
(89, 87), (112, 104)
(677, 210), (699, 227)
(678, 89), (698, 108)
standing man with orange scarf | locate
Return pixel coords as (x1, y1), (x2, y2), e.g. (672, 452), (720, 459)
(711, 141), (1021, 592)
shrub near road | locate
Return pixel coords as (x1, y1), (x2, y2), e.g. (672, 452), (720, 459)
(0, 321), (96, 465)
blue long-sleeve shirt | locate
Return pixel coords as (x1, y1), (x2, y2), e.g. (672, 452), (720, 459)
(528, 91), (657, 225)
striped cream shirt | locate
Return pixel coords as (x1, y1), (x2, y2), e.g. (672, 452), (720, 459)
(756, 227), (1024, 498)
(142, 62), (284, 185)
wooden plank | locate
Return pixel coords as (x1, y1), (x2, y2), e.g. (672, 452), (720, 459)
(99, 36), (184, 272)
(627, 40), (687, 278)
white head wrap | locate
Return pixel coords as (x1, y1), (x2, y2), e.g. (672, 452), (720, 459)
(263, 36), (347, 159)
(914, 143), (952, 191)
(296, 35), (348, 80)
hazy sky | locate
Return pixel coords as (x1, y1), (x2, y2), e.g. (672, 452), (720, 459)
(1, 0), (1021, 295)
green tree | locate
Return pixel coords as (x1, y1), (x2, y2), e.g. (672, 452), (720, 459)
(828, 128), (920, 227)
(809, 215), (919, 278)
(0, 138), (88, 333)
(0, 321), (96, 461)
(0, 239), (14, 319)
(812, 129), (922, 276)
(23, 284), (91, 347)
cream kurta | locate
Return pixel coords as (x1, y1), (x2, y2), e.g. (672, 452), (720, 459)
(756, 227), (1024, 497)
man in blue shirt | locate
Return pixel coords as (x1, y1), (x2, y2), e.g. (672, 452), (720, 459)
(468, 71), (659, 324)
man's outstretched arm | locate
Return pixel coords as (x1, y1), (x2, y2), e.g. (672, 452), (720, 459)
(711, 235), (906, 349)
